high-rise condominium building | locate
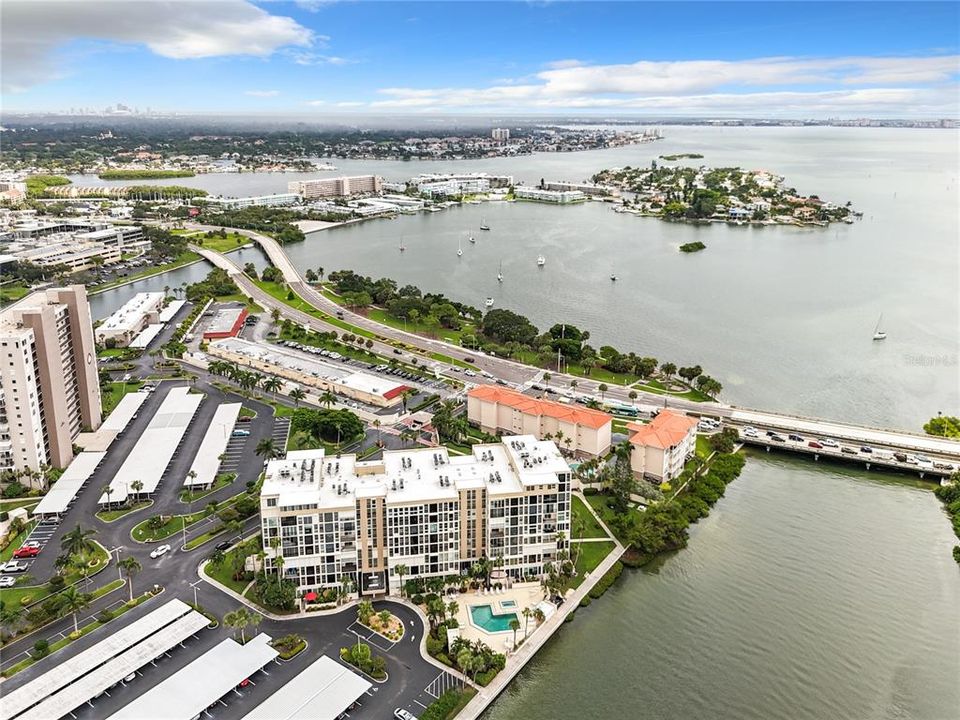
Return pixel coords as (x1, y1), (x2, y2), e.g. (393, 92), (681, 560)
(260, 436), (571, 596)
(0, 286), (102, 476)
(492, 128), (510, 142)
(287, 175), (383, 200)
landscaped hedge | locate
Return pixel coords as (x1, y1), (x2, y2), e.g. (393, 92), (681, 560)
(588, 561), (623, 600)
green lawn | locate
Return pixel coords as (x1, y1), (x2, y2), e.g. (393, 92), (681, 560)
(179, 473), (237, 503)
(571, 541), (616, 588)
(0, 284), (30, 303)
(1, 545), (114, 608)
(696, 434), (712, 459)
(101, 381), (143, 415)
(0, 498), (41, 512)
(184, 527), (227, 550)
(203, 537), (261, 594)
(572, 495), (610, 539)
(131, 490), (249, 542)
(584, 492), (638, 544)
(176, 231), (249, 254)
(95, 501), (152, 523)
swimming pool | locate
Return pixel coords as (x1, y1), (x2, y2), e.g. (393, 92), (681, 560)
(469, 604), (519, 633)
(500, 600), (517, 608)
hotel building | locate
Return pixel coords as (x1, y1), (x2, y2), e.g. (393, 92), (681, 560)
(514, 187), (587, 204)
(288, 175), (383, 200)
(259, 437), (571, 596)
(467, 385), (612, 458)
(627, 410), (697, 482)
(0, 286), (102, 475)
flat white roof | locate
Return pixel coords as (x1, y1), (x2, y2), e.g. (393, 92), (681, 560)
(18, 612), (210, 720)
(100, 387), (203, 504)
(32, 451), (106, 515)
(157, 299), (186, 323)
(1, 599), (195, 720)
(97, 292), (164, 335)
(262, 435), (568, 510)
(184, 403), (241, 487)
(108, 634), (278, 720)
(129, 323), (164, 349)
(102, 390), (150, 432)
(241, 655), (371, 720)
(212, 337), (405, 399)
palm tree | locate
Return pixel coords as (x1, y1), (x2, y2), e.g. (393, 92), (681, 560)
(509, 618), (521, 650)
(61, 524), (97, 558)
(522, 606), (532, 639)
(101, 484), (114, 506)
(319, 390), (337, 408)
(288, 387), (306, 407)
(262, 377), (282, 395)
(130, 479), (144, 497)
(119, 557), (141, 603)
(59, 586), (91, 636)
(395, 564), (408, 597)
(224, 607), (252, 643)
(457, 650), (474, 688)
(400, 388), (416, 413)
(0, 601), (22, 636)
(598, 383), (608, 401)
(270, 308), (281, 325)
(628, 390), (638, 405)
(533, 607), (546, 625)
(248, 611), (262, 638)
(543, 372), (551, 389)
(373, 419), (382, 447)
(255, 437), (279, 461)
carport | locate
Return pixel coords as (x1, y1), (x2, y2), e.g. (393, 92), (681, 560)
(240, 655), (371, 720)
(107, 634), (279, 720)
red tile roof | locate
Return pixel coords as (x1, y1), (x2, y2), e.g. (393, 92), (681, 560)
(628, 410), (697, 450)
(468, 385), (611, 430)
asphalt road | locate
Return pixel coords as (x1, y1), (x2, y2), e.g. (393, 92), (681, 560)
(1, 374), (453, 719)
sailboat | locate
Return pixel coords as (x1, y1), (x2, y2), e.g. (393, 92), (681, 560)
(537, 255), (546, 267)
(480, 218), (490, 231)
(872, 313), (887, 341)
(497, 260), (503, 283)
(457, 237), (463, 257)
(399, 235), (405, 252)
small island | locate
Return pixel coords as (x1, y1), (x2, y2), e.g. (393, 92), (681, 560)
(679, 241), (706, 253)
(659, 153), (704, 161)
(597, 163), (858, 227)
(98, 169), (195, 180)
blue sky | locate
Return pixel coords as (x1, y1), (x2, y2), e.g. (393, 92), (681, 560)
(2, 1), (958, 116)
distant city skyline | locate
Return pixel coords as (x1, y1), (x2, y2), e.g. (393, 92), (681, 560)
(2, 1), (958, 117)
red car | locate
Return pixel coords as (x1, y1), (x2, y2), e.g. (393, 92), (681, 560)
(12, 545), (40, 559)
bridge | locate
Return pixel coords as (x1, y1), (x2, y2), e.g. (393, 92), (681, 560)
(186, 226), (960, 477)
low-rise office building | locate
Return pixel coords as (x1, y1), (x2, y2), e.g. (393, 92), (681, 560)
(627, 410), (697, 482)
(467, 385), (612, 457)
(514, 187), (587, 204)
(95, 292), (165, 347)
(206, 337), (409, 408)
(202, 306), (248, 340)
(259, 436), (571, 596)
(201, 193), (299, 209)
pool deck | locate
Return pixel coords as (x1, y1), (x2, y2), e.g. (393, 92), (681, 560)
(455, 493), (626, 719)
(456, 584), (545, 649)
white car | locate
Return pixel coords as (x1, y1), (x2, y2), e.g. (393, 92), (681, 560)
(0, 576), (16, 588)
(394, 710), (418, 720)
(742, 428), (759, 438)
(464, 370), (477, 377)
(150, 544), (171, 559)
(819, 438), (839, 448)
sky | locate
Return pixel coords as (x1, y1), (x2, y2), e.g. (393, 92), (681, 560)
(1, 1), (958, 117)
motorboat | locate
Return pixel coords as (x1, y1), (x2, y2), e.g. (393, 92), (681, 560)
(872, 313), (887, 341)
(537, 255), (546, 267)
(485, 297), (494, 307)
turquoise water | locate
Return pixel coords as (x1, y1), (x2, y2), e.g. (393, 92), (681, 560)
(470, 605), (519, 633)
(500, 600), (517, 608)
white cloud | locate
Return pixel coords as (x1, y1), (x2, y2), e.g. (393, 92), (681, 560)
(289, 51), (356, 66)
(304, 100), (326, 106)
(1, 0), (313, 92)
(335, 101), (365, 108)
(245, 90), (280, 97)
(369, 55), (960, 115)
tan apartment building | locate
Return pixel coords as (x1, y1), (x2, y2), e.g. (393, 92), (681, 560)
(467, 385), (612, 457)
(260, 437), (571, 596)
(288, 175), (383, 200)
(0, 286), (102, 475)
(626, 410), (697, 482)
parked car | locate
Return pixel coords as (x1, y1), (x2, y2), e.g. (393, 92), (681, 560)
(464, 356), (476, 363)
(394, 710), (418, 720)
(2, 560), (30, 573)
(232, 429), (250, 437)
(393, 348), (403, 355)
(237, 416), (252, 423)
(150, 544), (171, 559)
(0, 576), (16, 588)
(808, 441), (823, 449)
(12, 545), (40, 559)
